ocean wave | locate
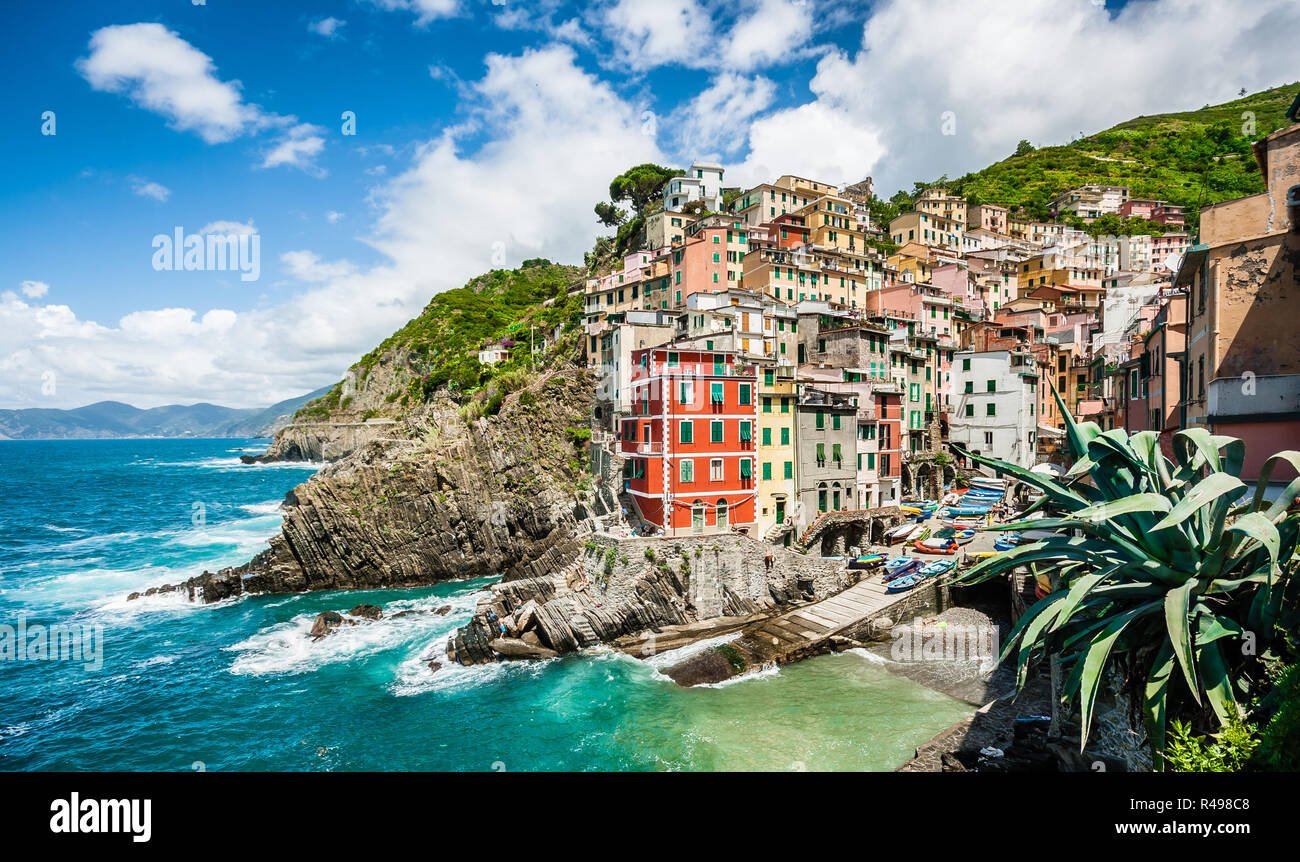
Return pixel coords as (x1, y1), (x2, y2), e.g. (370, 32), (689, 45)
(227, 590), (481, 678)
(238, 500), (283, 516)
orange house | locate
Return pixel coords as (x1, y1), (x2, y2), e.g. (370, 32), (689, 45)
(621, 347), (758, 535)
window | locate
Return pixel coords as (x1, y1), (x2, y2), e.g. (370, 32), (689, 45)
(668, 352), (679, 367)
(781, 427), (790, 446)
(679, 420), (693, 443)
(987, 380), (996, 392)
(986, 403), (996, 416)
(784, 461), (793, 479)
(761, 427), (771, 446)
(965, 404), (974, 417)
(815, 412), (825, 429)
(781, 397), (790, 413)
(710, 458), (724, 481)
(962, 358), (971, 371)
(832, 414), (841, 430)
(739, 383), (751, 405)
(964, 381), (973, 394)
(740, 459), (753, 481)
(710, 382), (724, 404)
(679, 381), (693, 405)
(762, 396), (772, 413)
(831, 443), (842, 465)
(816, 443), (826, 466)
(710, 420), (723, 443)
(680, 459), (693, 482)
(762, 461), (772, 480)
(984, 432), (993, 447)
(740, 421), (752, 443)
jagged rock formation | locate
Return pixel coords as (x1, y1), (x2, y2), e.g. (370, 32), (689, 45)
(154, 369), (601, 603)
(446, 534), (851, 665)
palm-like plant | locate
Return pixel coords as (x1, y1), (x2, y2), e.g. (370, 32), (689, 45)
(956, 390), (1300, 764)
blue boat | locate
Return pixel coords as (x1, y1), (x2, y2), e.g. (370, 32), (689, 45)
(886, 573), (925, 593)
(919, 559), (955, 577)
(883, 556), (921, 581)
(993, 532), (1022, 551)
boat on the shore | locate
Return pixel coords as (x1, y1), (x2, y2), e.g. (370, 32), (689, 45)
(914, 536), (958, 554)
(919, 559), (955, 577)
(885, 572), (925, 593)
(887, 522), (929, 544)
(848, 552), (887, 570)
(883, 556), (921, 580)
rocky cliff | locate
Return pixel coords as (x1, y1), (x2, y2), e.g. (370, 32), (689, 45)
(143, 367), (600, 603)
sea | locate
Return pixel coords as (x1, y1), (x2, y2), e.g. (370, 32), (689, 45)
(0, 438), (973, 771)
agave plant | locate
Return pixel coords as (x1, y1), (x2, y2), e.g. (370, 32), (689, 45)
(956, 390), (1300, 764)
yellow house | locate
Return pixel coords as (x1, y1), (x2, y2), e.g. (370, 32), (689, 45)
(756, 360), (799, 543)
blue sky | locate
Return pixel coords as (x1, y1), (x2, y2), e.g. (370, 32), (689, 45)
(1, 0), (1296, 410)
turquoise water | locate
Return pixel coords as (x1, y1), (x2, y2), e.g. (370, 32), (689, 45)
(0, 439), (972, 771)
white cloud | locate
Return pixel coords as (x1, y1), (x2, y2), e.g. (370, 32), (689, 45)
(796, 0), (1300, 194)
(671, 73), (776, 161)
(131, 178), (171, 202)
(597, 0), (817, 72)
(78, 23), (326, 174)
(732, 101), (886, 189)
(367, 0), (458, 25)
(721, 0), (814, 70)
(281, 250), (357, 283)
(199, 219), (257, 235)
(326, 210), (344, 223)
(4, 45), (661, 409)
(308, 17), (346, 38)
(20, 281), (49, 299)
(77, 23), (263, 144)
(262, 124), (327, 175)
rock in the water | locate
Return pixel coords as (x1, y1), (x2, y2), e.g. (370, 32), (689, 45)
(427, 661), (442, 674)
(435, 605), (453, 616)
(349, 603), (383, 620)
(127, 592), (140, 602)
(310, 611), (348, 640)
(663, 649), (739, 686)
(489, 637), (558, 660)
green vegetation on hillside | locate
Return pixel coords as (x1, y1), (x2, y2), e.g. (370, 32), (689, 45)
(294, 259), (584, 421)
(912, 83), (1299, 232)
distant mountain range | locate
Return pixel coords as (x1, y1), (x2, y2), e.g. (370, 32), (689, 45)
(0, 386), (333, 440)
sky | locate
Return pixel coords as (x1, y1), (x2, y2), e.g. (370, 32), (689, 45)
(1, 0), (1297, 410)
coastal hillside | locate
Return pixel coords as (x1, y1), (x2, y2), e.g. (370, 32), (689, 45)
(0, 387), (330, 440)
(876, 82), (1299, 232)
(257, 259), (584, 461)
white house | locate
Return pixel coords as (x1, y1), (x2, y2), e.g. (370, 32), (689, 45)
(663, 161), (725, 213)
(949, 349), (1040, 469)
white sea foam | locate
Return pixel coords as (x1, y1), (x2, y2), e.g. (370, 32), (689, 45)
(228, 590), (482, 678)
(238, 500), (284, 516)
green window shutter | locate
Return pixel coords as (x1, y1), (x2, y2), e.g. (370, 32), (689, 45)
(816, 443), (826, 461)
(740, 459), (752, 478)
(681, 460), (693, 482)
(832, 443), (842, 462)
(781, 427), (789, 445)
(987, 404), (996, 416)
(764, 369), (774, 386)
(964, 381), (973, 394)
(962, 358), (970, 371)
(740, 421), (752, 442)
(867, 453), (875, 469)
(781, 397), (789, 413)
(668, 352), (679, 366)
(815, 412), (824, 429)
(761, 427), (771, 445)
(739, 384), (751, 405)
(965, 404), (974, 417)
(832, 414), (841, 430)
(762, 462), (772, 480)
(987, 380), (996, 392)
(680, 421), (693, 443)
(711, 382), (723, 403)
(784, 461), (793, 479)
(763, 396), (772, 413)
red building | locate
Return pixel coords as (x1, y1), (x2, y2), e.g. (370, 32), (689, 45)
(874, 389), (902, 482)
(621, 347), (758, 535)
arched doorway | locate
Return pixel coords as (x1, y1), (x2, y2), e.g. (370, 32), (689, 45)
(716, 499), (729, 532)
(691, 500), (705, 534)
